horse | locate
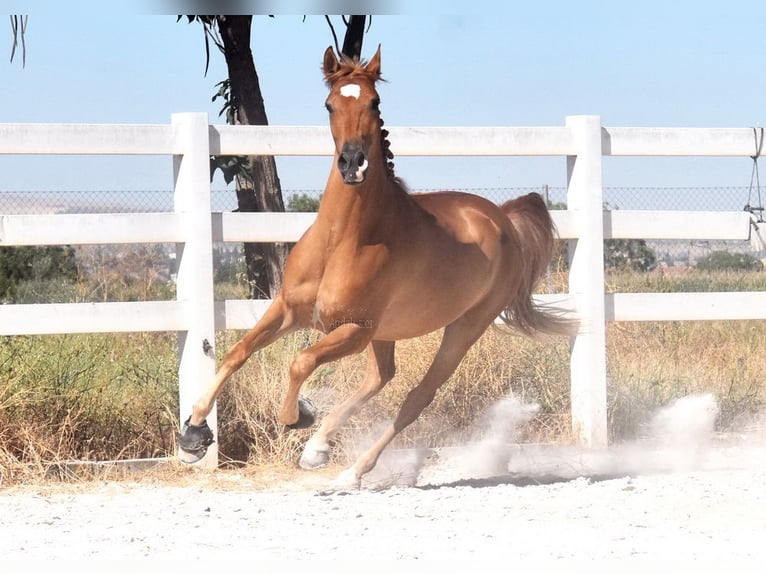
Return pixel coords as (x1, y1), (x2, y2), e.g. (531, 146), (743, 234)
(178, 45), (574, 488)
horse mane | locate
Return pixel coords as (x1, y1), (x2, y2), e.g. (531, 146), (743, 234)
(323, 55), (397, 180)
(322, 54), (382, 88)
(379, 119), (397, 180)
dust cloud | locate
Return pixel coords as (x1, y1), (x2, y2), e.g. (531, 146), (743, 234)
(355, 392), (766, 489)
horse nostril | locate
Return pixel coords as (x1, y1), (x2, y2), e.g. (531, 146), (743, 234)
(338, 150), (365, 169)
(338, 145), (367, 180)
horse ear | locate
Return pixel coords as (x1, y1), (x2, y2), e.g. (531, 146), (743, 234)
(365, 44), (382, 78)
(323, 46), (340, 78)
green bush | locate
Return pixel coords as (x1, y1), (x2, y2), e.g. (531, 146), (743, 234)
(605, 239), (657, 271)
(0, 246), (77, 302)
(696, 250), (763, 272)
(287, 192), (321, 212)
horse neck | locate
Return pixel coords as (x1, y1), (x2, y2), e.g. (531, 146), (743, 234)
(317, 157), (407, 243)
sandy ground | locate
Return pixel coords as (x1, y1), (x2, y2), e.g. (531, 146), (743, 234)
(1, 395), (766, 563)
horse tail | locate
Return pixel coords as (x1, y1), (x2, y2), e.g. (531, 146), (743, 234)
(500, 192), (575, 337)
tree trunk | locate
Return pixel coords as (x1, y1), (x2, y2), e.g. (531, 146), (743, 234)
(341, 16), (366, 59)
(233, 174), (269, 299)
(217, 15), (288, 299)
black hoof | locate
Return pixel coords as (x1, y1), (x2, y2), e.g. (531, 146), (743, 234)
(285, 396), (317, 430)
(178, 417), (215, 462)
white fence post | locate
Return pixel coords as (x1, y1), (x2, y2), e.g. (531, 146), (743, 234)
(566, 115), (608, 448)
(172, 112), (218, 468)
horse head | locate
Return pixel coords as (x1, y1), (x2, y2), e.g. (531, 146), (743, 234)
(322, 45), (385, 185)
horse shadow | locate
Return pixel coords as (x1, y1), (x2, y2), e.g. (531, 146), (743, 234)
(414, 471), (633, 491)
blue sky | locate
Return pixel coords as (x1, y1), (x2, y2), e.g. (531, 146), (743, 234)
(1, 1), (765, 209)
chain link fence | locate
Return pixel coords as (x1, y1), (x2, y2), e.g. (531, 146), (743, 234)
(0, 185), (757, 214)
(1, 185), (762, 302)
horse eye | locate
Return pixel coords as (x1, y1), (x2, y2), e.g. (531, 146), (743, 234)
(371, 98), (380, 111)
(325, 101), (333, 113)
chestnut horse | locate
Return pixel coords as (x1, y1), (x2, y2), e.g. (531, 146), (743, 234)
(178, 45), (573, 488)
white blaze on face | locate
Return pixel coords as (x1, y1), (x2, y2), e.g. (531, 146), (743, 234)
(340, 83), (361, 99)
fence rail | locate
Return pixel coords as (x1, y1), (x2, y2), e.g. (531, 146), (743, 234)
(1, 113), (763, 466)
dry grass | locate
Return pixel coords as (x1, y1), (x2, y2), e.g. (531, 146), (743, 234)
(2, 269), (766, 485)
(606, 320), (766, 439)
(0, 333), (178, 485)
(211, 327), (574, 471)
(216, 319), (766, 471)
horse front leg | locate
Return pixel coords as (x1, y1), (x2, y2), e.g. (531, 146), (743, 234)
(299, 340), (396, 470)
(178, 296), (296, 463)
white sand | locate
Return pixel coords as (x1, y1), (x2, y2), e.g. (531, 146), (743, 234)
(2, 394), (765, 562)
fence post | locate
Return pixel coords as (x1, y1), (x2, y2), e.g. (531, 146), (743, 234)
(565, 115), (608, 448)
(172, 112), (218, 468)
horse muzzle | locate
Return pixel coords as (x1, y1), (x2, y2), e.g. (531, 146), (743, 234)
(337, 143), (369, 184)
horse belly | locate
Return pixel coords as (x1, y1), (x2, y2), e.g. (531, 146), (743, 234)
(373, 244), (505, 340)
(373, 285), (485, 340)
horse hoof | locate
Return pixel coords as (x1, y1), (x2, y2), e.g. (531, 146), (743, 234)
(177, 417), (214, 463)
(299, 447), (329, 470)
(178, 448), (206, 464)
(332, 467), (362, 490)
(285, 396), (317, 430)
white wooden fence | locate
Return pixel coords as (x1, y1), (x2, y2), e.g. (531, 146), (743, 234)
(1, 113), (763, 467)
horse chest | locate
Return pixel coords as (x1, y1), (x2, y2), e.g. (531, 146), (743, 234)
(309, 243), (390, 331)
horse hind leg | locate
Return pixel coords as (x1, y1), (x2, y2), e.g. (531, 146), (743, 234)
(333, 312), (494, 489)
(300, 340), (395, 469)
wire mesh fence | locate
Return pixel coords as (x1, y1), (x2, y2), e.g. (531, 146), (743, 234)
(1, 185), (759, 263)
(1, 185), (758, 214)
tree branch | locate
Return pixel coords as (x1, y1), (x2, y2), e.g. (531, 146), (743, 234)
(9, 15), (28, 67)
